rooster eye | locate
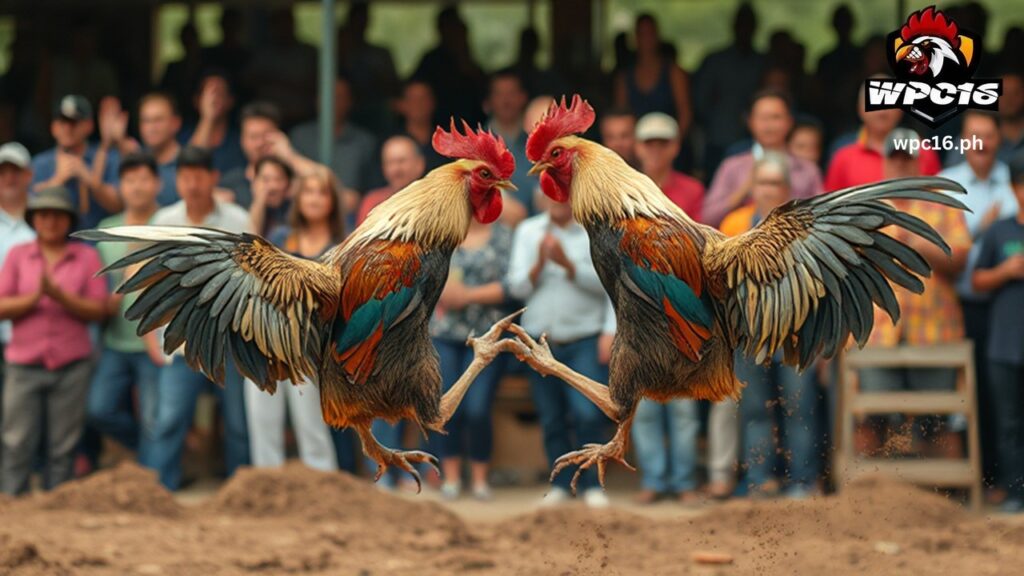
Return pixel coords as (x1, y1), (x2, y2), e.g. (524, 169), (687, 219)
(551, 148), (562, 158)
(480, 169), (492, 179)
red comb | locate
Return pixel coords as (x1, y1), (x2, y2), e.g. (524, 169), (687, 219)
(432, 119), (515, 179)
(901, 6), (960, 48)
(526, 95), (596, 162)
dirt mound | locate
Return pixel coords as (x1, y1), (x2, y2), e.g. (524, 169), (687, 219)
(19, 462), (182, 518)
(206, 463), (473, 548)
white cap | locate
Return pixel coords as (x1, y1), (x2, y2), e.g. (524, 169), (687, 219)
(0, 142), (30, 169)
(635, 112), (679, 141)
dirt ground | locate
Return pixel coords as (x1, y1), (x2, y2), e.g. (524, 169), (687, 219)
(1, 463), (1021, 575)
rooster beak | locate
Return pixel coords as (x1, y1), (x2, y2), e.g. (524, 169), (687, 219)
(528, 162), (550, 177)
(495, 179), (517, 192)
(895, 44), (913, 62)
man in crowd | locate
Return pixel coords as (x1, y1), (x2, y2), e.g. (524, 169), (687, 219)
(971, 153), (1024, 513)
(693, 3), (766, 176)
(507, 196), (612, 508)
(824, 81), (942, 191)
(998, 72), (1023, 161)
(88, 152), (163, 461)
(0, 142), (35, 387)
(857, 129), (971, 457)
(393, 80), (445, 170)
(635, 112), (704, 221)
(485, 69), (532, 208)
(137, 93), (183, 206)
(185, 72), (245, 175)
(357, 136), (425, 226)
(939, 111), (1018, 494)
(599, 108), (638, 168)
(703, 89), (822, 226)
(145, 146), (251, 490)
(290, 76), (378, 193)
(32, 95), (121, 230)
(220, 101), (282, 209)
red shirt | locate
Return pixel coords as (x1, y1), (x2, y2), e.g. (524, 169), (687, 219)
(825, 139), (942, 192)
(0, 241), (108, 370)
(356, 187), (397, 226)
(661, 171), (705, 222)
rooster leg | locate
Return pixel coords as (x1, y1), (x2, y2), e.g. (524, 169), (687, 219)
(550, 413), (637, 495)
(506, 324), (621, 421)
(354, 421), (440, 493)
(433, 308), (529, 427)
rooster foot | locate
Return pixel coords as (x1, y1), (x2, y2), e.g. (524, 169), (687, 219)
(550, 436), (635, 495)
(466, 307), (528, 363)
(503, 323), (558, 376)
(372, 449), (440, 494)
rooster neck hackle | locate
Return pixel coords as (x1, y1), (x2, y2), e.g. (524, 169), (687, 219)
(568, 139), (695, 227)
(340, 165), (472, 253)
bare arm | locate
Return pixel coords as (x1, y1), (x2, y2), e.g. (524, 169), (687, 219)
(0, 290), (41, 320)
(670, 66), (692, 140)
(465, 282), (505, 306)
(46, 282), (109, 322)
(973, 255), (1024, 292)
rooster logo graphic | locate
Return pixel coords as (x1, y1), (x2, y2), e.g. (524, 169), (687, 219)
(893, 7), (973, 80)
(864, 5), (1000, 128)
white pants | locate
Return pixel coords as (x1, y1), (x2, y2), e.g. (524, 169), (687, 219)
(708, 399), (739, 484)
(244, 378), (338, 471)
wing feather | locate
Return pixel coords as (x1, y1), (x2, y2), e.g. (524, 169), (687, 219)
(704, 177), (967, 370)
(73, 226), (341, 391)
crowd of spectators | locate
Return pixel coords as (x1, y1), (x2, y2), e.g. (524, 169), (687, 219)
(1, 2), (1024, 512)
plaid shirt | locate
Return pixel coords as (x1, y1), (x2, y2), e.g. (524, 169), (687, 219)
(867, 199), (971, 347)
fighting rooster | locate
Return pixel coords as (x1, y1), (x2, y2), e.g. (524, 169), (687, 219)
(515, 95), (968, 491)
(75, 122), (522, 490)
(894, 6), (966, 78)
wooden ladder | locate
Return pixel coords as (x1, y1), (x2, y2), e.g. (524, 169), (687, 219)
(835, 342), (982, 510)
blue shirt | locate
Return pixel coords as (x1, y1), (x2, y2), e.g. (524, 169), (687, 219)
(938, 161), (1018, 300)
(105, 149), (179, 207)
(30, 144), (119, 231)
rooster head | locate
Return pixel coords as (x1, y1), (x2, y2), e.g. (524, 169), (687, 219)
(526, 95), (596, 203)
(894, 7), (964, 78)
(432, 120), (515, 224)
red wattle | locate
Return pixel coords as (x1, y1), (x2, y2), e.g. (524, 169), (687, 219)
(540, 171), (569, 202)
(473, 189), (503, 223)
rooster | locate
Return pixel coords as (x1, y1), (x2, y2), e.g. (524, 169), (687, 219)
(513, 95), (968, 491)
(894, 7), (965, 79)
(74, 122), (524, 490)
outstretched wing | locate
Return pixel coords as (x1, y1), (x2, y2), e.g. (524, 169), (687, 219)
(331, 240), (442, 384)
(703, 177), (968, 369)
(74, 226), (341, 391)
(616, 217), (715, 362)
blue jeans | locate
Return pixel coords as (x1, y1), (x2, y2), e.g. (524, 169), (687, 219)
(736, 354), (820, 488)
(330, 428), (359, 474)
(143, 356), (249, 490)
(529, 335), (610, 492)
(988, 360), (1024, 498)
(87, 348), (158, 458)
(632, 398), (699, 493)
(427, 337), (505, 463)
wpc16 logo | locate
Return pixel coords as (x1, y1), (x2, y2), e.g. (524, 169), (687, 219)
(865, 6), (1002, 127)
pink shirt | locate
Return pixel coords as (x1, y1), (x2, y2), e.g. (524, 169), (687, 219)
(824, 140), (942, 192)
(0, 241), (108, 369)
(661, 171), (705, 223)
(703, 150), (824, 226)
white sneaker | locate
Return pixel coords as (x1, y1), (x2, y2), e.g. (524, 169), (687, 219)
(582, 488), (610, 509)
(440, 481), (461, 501)
(540, 486), (571, 507)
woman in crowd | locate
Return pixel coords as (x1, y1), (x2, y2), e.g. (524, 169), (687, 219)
(720, 152), (820, 499)
(242, 167), (345, 472)
(428, 211), (513, 500)
(614, 13), (691, 140)
(0, 186), (109, 495)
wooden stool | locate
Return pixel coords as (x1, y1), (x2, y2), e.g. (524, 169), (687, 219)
(834, 342), (982, 509)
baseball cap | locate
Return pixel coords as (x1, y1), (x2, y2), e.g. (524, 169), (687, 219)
(883, 127), (920, 158)
(1009, 152), (1024, 186)
(635, 112), (679, 142)
(54, 95), (93, 122)
(0, 142), (30, 169)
